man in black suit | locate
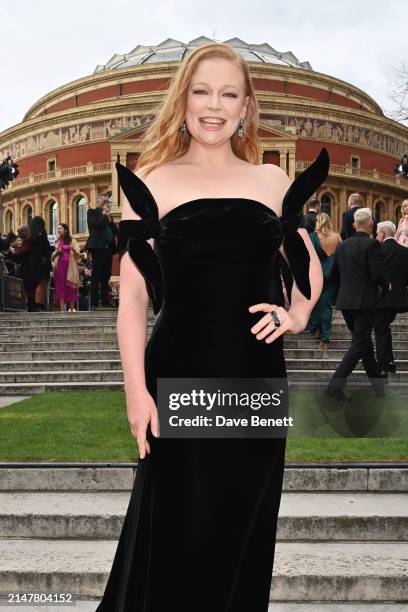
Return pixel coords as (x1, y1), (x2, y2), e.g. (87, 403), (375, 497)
(85, 194), (112, 310)
(340, 193), (377, 240)
(304, 199), (320, 233)
(327, 208), (389, 399)
(374, 221), (408, 376)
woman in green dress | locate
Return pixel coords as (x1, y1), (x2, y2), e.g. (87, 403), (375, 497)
(306, 212), (341, 350)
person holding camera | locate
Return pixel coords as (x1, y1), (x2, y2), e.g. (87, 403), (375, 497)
(85, 194), (113, 310)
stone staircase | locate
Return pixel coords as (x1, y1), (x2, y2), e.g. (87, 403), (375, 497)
(0, 466), (406, 610)
(0, 309), (407, 395)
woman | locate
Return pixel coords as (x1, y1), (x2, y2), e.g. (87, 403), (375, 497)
(306, 212), (341, 350)
(395, 199), (408, 247)
(9, 221), (51, 311)
(8, 226), (33, 306)
(96, 42), (328, 612)
(27, 217), (53, 311)
(51, 223), (80, 311)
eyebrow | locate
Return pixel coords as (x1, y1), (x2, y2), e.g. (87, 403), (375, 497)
(191, 82), (240, 90)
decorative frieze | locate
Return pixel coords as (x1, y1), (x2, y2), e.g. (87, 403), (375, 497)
(0, 114), (155, 161)
(261, 115), (407, 158)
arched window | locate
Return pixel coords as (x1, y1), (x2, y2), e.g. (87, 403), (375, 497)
(320, 192), (333, 217)
(394, 203), (402, 226)
(23, 204), (33, 226)
(47, 200), (58, 235)
(375, 201), (385, 223)
(75, 196), (88, 233)
(4, 210), (13, 233)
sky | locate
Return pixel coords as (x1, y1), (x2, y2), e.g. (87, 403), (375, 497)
(0, 0), (406, 135)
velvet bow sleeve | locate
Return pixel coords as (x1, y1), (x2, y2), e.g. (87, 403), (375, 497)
(116, 162), (164, 315)
(279, 147), (330, 300)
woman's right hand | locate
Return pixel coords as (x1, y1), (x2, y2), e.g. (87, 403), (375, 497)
(126, 389), (160, 459)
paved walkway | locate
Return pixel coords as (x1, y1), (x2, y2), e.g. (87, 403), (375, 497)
(0, 396), (30, 409)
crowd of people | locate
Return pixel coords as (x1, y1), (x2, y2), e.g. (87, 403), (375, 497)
(0, 193), (119, 312)
(303, 195), (408, 399)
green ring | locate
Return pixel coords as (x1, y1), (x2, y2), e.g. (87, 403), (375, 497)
(270, 310), (281, 328)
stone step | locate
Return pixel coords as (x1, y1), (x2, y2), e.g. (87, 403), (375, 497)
(288, 368), (408, 379)
(0, 342), (121, 355)
(287, 348), (408, 360)
(0, 603), (402, 612)
(0, 602), (405, 611)
(0, 604), (100, 612)
(0, 370), (123, 384)
(0, 491), (406, 541)
(0, 357), (407, 373)
(0, 539), (406, 601)
(1, 467), (406, 492)
(0, 317), (406, 329)
(285, 358), (408, 371)
(1, 320), (407, 333)
(0, 354), (408, 376)
(0, 367), (406, 386)
(0, 360), (122, 372)
(284, 339), (408, 349)
(267, 606), (408, 612)
(0, 350), (121, 362)
(0, 319), (118, 329)
(0, 381), (124, 394)
(1, 375), (407, 395)
(3, 341), (408, 360)
(2, 330), (408, 344)
(0, 310), (407, 319)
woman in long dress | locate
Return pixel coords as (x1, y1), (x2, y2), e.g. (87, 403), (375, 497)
(96, 42), (328, 612)
(52, 223), (80, 311)
(10, 217), (52, 311)
(306, 212), (341, 350)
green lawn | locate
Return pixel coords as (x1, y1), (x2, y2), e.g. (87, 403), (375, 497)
(0, 390), (407, 462)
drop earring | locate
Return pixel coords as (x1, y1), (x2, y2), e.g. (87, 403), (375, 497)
(180, 121), (187, 134)
(237, 117), (246, 138)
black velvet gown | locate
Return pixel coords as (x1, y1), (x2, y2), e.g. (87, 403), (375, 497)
(96, 148), (329, 612)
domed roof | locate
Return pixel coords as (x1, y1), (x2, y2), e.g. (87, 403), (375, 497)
(93, 36), (313, 74)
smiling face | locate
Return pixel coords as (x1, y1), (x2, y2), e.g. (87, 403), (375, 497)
(184, 57), (250, 146)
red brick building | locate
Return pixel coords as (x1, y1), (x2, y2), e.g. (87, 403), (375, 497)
(1, 36), (408, 277)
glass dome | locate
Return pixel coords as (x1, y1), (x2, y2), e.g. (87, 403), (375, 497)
(93, 36), (313, 74)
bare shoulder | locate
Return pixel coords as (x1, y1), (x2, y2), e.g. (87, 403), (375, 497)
(252, 163), (292, 216)
(258, 162), (291, 188)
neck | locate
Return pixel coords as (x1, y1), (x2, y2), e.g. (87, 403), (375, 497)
(355, 226), (371, 235)
(184, 138), (239, 170)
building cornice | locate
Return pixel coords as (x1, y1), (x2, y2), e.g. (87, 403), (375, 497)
(21, 61), (382, 123)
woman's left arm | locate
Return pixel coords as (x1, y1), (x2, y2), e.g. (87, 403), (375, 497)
(249, 164), (323, 344)
(249, 229), (322, 344)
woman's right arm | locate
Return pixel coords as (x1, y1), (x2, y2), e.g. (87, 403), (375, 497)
(117, 196), (159, 459)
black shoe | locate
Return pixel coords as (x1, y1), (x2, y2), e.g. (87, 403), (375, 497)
(325, 386), (346, 401)
(386, 361), (397, 374)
